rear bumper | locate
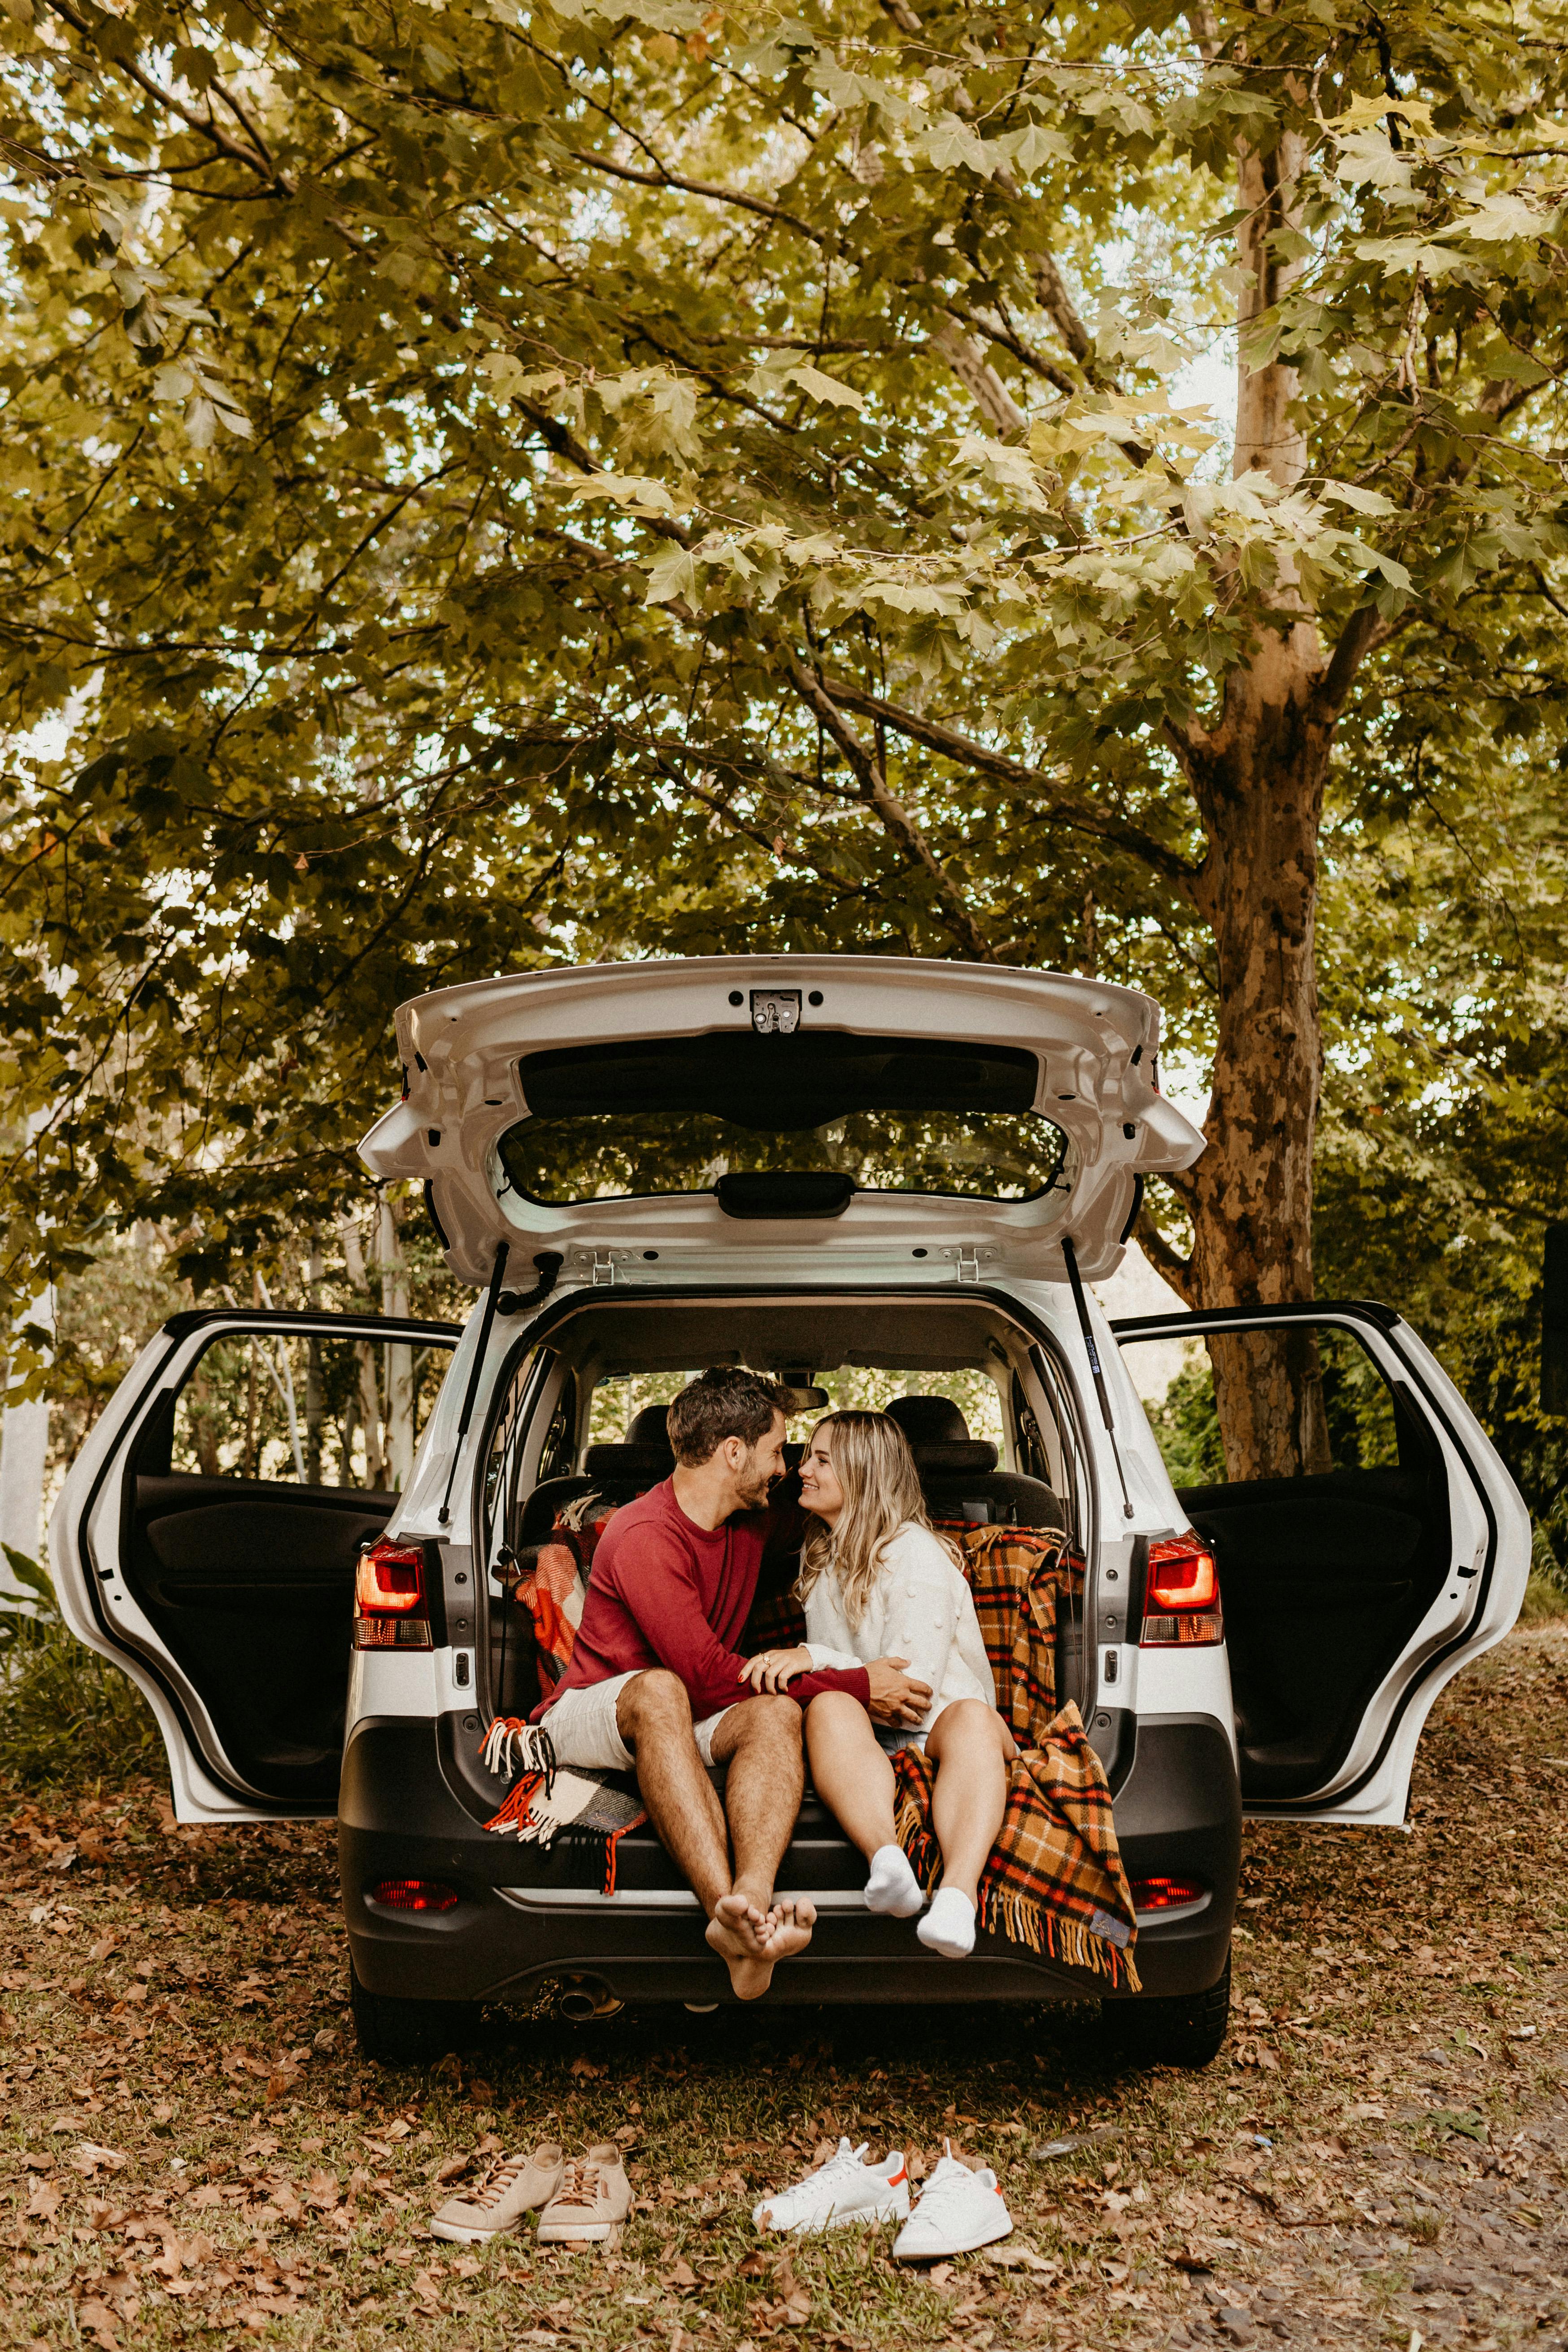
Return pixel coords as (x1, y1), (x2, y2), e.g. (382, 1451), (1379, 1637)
(338, 1711), (1239, 2008)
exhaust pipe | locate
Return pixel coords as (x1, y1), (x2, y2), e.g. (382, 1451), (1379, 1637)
(558, 1977), (624, 2023)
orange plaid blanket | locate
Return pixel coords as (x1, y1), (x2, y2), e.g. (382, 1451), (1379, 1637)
(747, 1524), (1139, 1988)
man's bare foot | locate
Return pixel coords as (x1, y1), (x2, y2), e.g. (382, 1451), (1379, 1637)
(705, 1909), (774, 2001)
(711, 1889), (773, 1958)
(759, 1896), (816, 1962)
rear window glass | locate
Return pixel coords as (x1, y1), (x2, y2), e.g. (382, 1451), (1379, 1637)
(496, 1032), (1067, 1205)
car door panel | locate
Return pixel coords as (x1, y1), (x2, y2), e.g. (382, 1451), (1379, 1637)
(1112, 1302), (1530, 1824)
(51, 1310), (459, 1822)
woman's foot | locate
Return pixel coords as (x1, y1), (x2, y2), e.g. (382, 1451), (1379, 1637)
(917, 1886), (977, 1958)
(865, 1842), (925, 1919)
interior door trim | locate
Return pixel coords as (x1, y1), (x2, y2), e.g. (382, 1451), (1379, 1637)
(73, 1311), (460, 1815)
(1110, 1299), (1499, 1816)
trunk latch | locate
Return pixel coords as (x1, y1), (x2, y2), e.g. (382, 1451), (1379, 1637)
(750, 989), (801, 1034)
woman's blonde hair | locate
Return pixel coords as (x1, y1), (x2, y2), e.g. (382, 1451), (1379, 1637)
(797, 1410), (954, 1626)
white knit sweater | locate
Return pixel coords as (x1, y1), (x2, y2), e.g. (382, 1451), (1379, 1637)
(801, 1521), (995, 1732)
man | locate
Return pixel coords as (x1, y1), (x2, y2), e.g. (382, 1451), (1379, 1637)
(535, 1368), (932, 1999)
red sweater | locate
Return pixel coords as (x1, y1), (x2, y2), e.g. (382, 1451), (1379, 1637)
(536, 1478), (870, 1722)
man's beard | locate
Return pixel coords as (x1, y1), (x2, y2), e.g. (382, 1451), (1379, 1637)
(734, 1455), (776, 1511)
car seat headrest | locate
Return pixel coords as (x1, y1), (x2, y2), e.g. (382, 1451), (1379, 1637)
(885, 1394), (972, 1446)
(580, 1442), (674, 1479)
(627, 1403), (675, 1448)
(915, 1440), (1001, 1476)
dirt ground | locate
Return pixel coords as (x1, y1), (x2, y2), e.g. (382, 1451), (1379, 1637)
(5, 1624), (1568, 2352)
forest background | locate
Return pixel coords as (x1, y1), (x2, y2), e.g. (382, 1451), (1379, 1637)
(1, 0), (1565, 1592)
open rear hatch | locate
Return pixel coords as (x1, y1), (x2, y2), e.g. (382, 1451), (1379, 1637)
(359, 956), (1204, 1287)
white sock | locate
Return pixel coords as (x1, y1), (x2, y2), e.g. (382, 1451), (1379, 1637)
(917, 1887), (976, 1958)
(864, 1843), (925, 1919)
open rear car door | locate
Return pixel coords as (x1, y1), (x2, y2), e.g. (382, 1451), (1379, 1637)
(1111, 1302), (1530, 1825)
(51, 1309), (458, 1822)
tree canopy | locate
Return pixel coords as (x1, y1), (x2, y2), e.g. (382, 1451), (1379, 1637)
(1, 0), (1565, 1492)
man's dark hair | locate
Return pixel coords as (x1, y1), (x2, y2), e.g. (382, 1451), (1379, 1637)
(666, 1367), (788, 1467)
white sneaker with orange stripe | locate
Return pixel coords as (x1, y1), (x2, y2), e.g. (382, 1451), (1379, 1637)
(753, 2137), (910, 2234)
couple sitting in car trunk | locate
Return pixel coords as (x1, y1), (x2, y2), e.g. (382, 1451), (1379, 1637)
(531, 1367), (1012, 2000)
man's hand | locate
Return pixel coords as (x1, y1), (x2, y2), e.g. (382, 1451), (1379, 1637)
(865, 1656), (933, 1727)
(738, 1644), (814, 1695)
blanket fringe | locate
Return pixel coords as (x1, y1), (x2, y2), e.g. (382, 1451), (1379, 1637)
(480, 1715), (557, 1797)
(482, 1770), (541, 1836)
(978, 1886), (1142, 1990)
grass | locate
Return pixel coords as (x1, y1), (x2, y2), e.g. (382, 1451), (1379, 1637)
(5, 1627), (1568, 2348)
(0, 1615), (162, 1788)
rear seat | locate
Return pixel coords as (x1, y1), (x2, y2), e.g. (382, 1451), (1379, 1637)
(495, 1394), (1071, 1721)
(884, 1394), (1067, 1531)
(516, 1404), (675, 1542)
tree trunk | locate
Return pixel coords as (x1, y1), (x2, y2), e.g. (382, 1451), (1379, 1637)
(303, 1245), (325, 1486)
(341, 1215), (387, 1489)
(378, 1197), (415, 1491)
(1182, 629), (1335, 1480)
(1165, 99), (1335, 1483)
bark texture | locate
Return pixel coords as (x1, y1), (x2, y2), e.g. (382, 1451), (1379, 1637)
(1169, 104), (1334, 1480)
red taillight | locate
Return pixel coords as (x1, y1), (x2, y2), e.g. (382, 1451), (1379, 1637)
(353, 1539), (432, 1650)
(1141, 1533), (1222, 1646)
(366, 1878), (460, 1913)
(1130, 1876), (1206, 1913)
(1147, 1534), (1217, 1609)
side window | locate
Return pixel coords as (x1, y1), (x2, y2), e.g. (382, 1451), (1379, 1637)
(167, 1330), (451, 1491)
(537, 1371), (579, 1482)
(1010, 1372), (1054, 1486)
(480, 1348), (540, 1562)
(1121, 1324), (1403, 1492)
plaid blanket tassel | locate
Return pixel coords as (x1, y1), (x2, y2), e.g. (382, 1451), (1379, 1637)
(478, 1716), (649, 1895)
(892, 1707), (1141, 1991)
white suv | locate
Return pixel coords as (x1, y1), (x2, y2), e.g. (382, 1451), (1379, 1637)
(51, 957), (1529, 2063)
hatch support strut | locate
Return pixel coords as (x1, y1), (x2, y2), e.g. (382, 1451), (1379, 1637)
(1062, 1235), (1135, 1523)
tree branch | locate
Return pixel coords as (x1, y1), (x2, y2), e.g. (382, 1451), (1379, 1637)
(1135, 1198), (1198, 1305)
(568, 146), (823, 246)
(781, 654), (997, 961)
(928, 321), (1027, 437)
(42, 0), (285, 190)
(826, 679), (1199, 887)
(944, 296), (1079, 399)
(1318, 601), (1398, 717)
(1028, 247), (1104, 382)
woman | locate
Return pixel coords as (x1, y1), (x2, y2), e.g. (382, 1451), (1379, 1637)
(740, 1410), (1015, 1958)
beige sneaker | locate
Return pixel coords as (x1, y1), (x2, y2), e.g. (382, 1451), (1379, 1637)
(536, 2143), (633, 2243)
(431, 2141), (566, 2243)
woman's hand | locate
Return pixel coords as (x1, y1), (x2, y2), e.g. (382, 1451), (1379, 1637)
(739, 1644), (815, 1694)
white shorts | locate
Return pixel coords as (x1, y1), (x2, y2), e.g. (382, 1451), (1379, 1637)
(542, 1670), (735, 1773)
